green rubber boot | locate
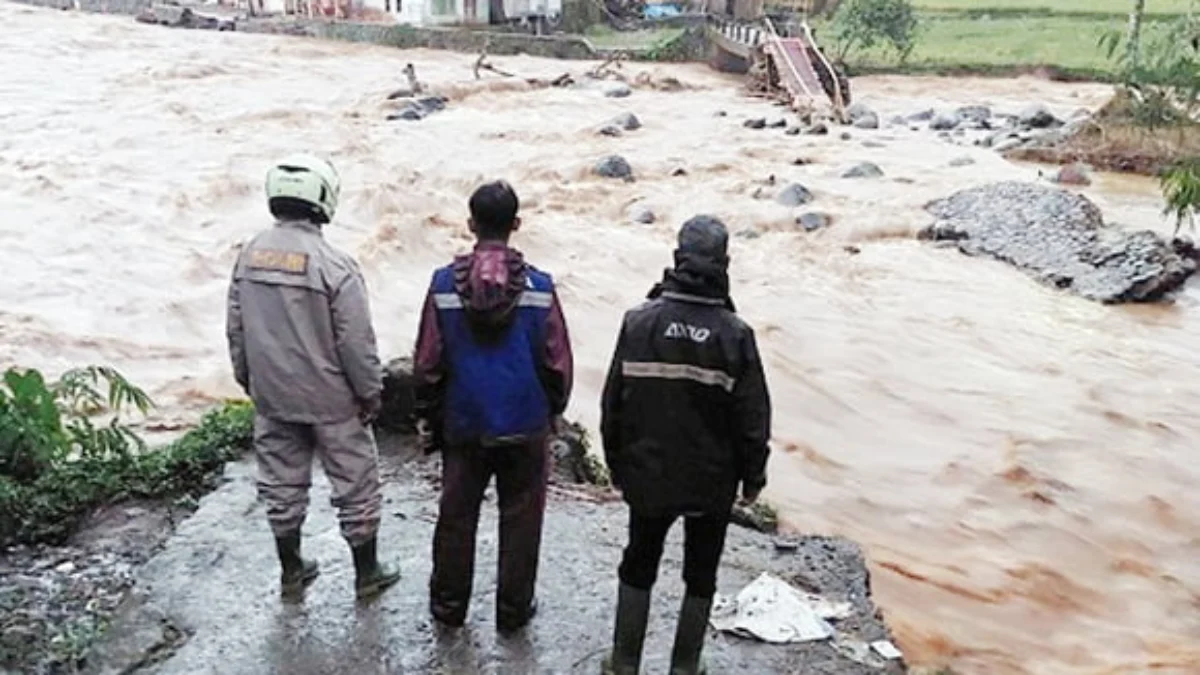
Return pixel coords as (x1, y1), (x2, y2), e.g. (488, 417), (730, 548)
(601, 583), (652, 675)
(668, 595), (713, 675)
(351, 537), (401, 600)
(276, 532), (320, 599)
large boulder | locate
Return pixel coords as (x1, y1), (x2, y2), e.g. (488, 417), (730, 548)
(377, 358), (608, 486)
(776, 183), (815, 207)
(377, 357), (417, 433)
(846, 103), (879, 129)
(1018, 103), (1060, 129)
(612, 112), (641, 131)
(602, 82), (632, 98)
(920, 182), (1197, 302)
(841, 162), (884, 179)
(929, 112), (960, 131)
(593, 155), (634, 180)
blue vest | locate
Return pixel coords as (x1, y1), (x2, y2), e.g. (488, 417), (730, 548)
(431, 265), (554, 445)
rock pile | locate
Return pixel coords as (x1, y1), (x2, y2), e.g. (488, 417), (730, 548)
(920, 182), (1197, 303)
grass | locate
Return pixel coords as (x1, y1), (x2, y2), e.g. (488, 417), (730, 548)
(911, 0), (1195, 14)
(824, 1), (1192, 80)
(584, 25), (684, 50)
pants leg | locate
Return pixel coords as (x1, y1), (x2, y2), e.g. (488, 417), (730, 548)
(493, 437), (549, 622)
(430, 444), (493, 623)
(618, 511), (676, 591)
(254, 415), (316, 537)
(680, 513), (731, 599)
(313, 416), (382, 546)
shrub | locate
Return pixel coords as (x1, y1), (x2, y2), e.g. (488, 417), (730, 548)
(1161, 158), (1200, 235)
(0, 365), (254, 546)
(829, 0), (920, 65)
(0, 366), (151, 485)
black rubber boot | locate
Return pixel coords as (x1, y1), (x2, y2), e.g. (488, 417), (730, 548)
(601, 583), (652, 675)
(275, 532), (320, 599)
(350, 537), (401, 600)
(668, 595), (713, 675)
(497, 596), (538, 634)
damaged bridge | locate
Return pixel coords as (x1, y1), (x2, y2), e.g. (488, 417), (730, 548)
(705, 14), (849, 119)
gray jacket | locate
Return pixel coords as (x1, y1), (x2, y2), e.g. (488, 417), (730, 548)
(226, 220), (383, 424)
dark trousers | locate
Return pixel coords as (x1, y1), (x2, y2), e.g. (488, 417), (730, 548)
(618, 510), (730, 599)
(430, 437), (549, 625)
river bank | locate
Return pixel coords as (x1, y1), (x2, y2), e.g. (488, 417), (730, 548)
(1, 3), (1197, 673)
(62, 439), (902, 675)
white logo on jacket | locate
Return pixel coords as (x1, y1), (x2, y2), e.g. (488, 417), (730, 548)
(664, 321), (711, 343)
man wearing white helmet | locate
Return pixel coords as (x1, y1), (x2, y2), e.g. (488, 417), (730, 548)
(226, 153), (400, 601)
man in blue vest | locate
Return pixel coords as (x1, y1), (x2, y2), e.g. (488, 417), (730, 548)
(413, 180), (573, 632)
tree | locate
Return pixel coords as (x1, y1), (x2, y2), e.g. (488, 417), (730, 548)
(1126, 0), (1146, 70)
(829, 0), (920, 64)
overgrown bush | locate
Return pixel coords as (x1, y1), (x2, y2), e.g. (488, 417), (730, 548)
(829, 0), (919, 65)
(0, 365), (254, 546)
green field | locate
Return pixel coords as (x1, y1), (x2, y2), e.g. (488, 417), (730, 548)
(584, 25), (684, 50)
(834, 0), (1195, 79)
(912, 0), (1195, 15)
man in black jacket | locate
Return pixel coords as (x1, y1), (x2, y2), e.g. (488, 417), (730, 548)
(599, 215), (772, 675)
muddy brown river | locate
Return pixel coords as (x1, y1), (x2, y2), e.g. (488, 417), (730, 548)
(1, 4), (1197, 674)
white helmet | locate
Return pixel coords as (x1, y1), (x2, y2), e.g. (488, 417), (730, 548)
(265, 153), (341, 224)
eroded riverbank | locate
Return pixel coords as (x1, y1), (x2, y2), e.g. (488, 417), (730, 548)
(1, 4), (1198, 673)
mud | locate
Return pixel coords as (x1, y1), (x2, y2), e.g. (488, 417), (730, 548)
(919, 182), (1197, 303)
(0, 502), (189, 675)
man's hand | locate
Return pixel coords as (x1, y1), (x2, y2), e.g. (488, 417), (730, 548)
(416, 417), (442, 454)
(359, 396), (382, 424)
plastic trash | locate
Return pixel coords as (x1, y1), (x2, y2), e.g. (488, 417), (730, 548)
(709, 572), (853, 643)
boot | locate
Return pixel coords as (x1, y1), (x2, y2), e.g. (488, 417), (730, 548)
(497, 596), (538, 634)
(668, 595), (713, 675)
(601, 583), (652, 675)
(275, 531), (320, 598)
(350, 537), (401, 600)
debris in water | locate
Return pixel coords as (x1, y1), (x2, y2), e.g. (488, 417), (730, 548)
(387, 96), (448, 122)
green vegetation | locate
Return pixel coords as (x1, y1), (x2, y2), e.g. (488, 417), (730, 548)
(584, 24), (684, 50)
(824, 0), (1197, 79)
(0, 365), (253, 546)
(829, 0), (921, 63)
(1161, 158), (1200, 233)
(912, 0), (1192, 15)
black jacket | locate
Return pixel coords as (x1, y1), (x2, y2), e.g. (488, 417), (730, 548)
(600, 256), (771, 516)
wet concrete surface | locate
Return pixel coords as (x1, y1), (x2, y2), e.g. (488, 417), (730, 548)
(920, 181), (1197, 303)
(82, 438), (904, 675)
